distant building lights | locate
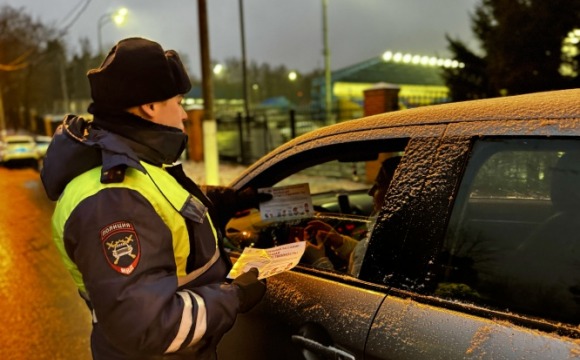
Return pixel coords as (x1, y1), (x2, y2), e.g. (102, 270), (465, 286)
(381, 49), (464, 69)
(561, 28), (580, 77)
(563, 29), (580, 46)
(382, 51), (393, 61)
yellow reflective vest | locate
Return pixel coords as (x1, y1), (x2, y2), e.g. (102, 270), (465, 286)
(52, 161), (240, 358)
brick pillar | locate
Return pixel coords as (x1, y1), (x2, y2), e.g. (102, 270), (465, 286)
(185, 107), (204, 162)
(363, 83), (400, 183)
(363, 82), (400, 116)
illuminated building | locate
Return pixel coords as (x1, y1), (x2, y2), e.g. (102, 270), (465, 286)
(311, 50), (464, 121)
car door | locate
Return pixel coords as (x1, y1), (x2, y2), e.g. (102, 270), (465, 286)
(217, 124), (447, 360)
(364, 119), (580, 359)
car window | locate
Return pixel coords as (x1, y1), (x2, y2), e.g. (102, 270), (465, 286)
(225, 152), (404, 277)
(437, 138), (580, 324)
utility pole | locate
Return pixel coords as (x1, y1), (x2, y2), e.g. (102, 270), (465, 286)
(197, 0), (219, 184)
(239, 0), (252, 164)
(322, 0), (332, 124)
(239, 0), (250, 120)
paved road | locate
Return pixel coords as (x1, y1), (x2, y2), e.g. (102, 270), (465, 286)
(0, 166), (92, 360)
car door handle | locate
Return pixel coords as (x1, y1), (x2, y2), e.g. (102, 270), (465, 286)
(291, 335), (356, 360)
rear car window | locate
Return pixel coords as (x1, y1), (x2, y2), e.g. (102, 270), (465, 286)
(438, 138), (580, 324)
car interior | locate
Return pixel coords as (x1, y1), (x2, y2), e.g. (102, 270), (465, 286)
(225, 144), (406, 277)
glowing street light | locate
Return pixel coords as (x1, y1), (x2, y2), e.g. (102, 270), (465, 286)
(288, 71), (298, 81)
(213, 63), (224, 75)
(112, 8), (128, 25)
(98, 8), (129, 55)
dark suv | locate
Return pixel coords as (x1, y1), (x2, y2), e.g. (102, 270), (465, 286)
(218, 89), (580, 359)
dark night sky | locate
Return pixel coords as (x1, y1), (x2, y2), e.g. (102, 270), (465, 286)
(6, 0), (481, 77)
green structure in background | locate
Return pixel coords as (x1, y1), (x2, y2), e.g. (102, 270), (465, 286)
(312, 50), (463, 122)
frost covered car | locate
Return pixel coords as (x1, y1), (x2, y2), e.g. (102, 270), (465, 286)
(217, 88), (580, 359)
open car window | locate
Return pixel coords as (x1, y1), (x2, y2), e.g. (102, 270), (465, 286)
(225, 152), (404, 277)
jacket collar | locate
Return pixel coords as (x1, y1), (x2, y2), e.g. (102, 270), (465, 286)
(40, 113), (188, 201)
(91, 110), (187, 166)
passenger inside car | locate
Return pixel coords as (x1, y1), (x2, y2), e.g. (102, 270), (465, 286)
(298, 155), (402, 276)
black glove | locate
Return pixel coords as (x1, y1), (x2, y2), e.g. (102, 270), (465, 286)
(232, 267), (267, 313)
(235, 187), (273, 211)
(202, 186), (272, 214)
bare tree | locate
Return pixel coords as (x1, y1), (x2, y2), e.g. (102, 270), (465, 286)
(0, 5), (59, 132)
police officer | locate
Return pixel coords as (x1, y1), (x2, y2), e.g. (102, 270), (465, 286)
(41, 37), (266, 359)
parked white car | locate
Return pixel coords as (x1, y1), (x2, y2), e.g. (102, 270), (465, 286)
(0, 135), (40, 169)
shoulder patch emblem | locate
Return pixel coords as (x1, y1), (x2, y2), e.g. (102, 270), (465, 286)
(101, 221), (141, 275)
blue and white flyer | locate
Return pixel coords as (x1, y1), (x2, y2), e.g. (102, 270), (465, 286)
(257, 183), (313, 221)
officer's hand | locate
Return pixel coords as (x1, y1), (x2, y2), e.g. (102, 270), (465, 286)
(232, 267), (267, 313)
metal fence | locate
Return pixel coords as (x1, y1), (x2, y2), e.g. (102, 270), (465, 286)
(216, 108), (328, 164)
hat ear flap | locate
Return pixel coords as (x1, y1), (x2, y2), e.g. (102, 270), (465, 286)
(166, 50), (192, 94)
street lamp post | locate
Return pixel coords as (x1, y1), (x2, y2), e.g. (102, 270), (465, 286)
(98, 8), (128, 55)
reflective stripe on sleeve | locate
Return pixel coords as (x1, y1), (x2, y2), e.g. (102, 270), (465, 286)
(165, 291), (192, 353)
(185, 290), (207, 346)
(165, 290), (208, 354)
